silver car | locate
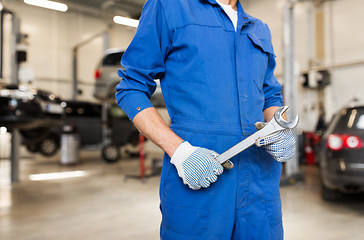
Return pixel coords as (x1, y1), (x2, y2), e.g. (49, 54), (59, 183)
(94, 48), (165, 106)
(94, 48), (125, 100)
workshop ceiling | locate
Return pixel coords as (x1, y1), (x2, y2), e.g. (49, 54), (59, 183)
(64, 0), (147, 19)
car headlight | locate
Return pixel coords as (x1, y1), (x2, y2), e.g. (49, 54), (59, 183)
(9, 99), (18, 110)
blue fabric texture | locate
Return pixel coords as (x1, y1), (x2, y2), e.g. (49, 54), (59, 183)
(116, 0), (285, 239)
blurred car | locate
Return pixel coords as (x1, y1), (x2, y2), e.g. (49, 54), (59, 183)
(94, 48), (125, 100)
(0, 84), (64, 130)
(0, 84), (65, 156)
(63, 101), (139, 162)
(319, 104), (364, 200)
(93, 48), (165, 105)
(23, 100), (140, 162)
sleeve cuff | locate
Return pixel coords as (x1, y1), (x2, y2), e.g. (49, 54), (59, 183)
(116, 91), (154, 121)
(170, 141), (197, 165)
(263, 100), (283, 111)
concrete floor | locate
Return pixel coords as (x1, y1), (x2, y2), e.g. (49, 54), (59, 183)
(1, 150), (364, 240)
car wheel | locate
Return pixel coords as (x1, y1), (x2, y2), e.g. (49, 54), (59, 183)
(321, 182), (341, 201)
(26, 144), (39, 153)
(39, 135), (60, 156)
(102, 144), (121, 163)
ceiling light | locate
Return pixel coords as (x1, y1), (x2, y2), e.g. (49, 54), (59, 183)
(29, 171), (88, 181)
(0, 126), (7, 134)
(113, 16), (139, 28)
(24, 0), (68, 12)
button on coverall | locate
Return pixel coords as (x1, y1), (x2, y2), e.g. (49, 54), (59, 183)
(116, 0), (284, 239)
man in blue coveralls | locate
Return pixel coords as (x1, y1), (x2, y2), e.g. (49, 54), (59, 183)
(116, 0), (296, 239)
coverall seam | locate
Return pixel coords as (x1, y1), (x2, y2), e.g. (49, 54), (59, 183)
(160, 1), (174, 51)
(161, 161), (173, 203)
(173, 23), (235, 33)
(170, 125), (243, 136)
(170, 119), (255, 132)
(265, 198), (280, 237)
(233, 8), (245, 137)
(249, 39), (264, 95)
(172, 117), (242, 126)
(158, 1), (175, 121)
(258, 149), (270, 233)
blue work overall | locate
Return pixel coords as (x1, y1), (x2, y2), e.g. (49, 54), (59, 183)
(116, 0), (284, 239)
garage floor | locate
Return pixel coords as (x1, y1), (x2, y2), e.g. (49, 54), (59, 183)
(1, 150), (364, 240)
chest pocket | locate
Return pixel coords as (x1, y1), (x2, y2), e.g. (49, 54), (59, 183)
(247, 34), (275, 92)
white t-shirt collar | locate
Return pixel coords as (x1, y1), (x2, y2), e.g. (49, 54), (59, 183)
(216, 0), (238, 31)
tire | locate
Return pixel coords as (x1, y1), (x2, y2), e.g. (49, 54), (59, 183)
(39, 134), (60, 156)
(102, 144), (121, 163)
(26, 144), (39, 153)
(321, 182), (341, 201)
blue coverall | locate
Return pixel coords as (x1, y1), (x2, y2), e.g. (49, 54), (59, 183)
(116, 0), (284, 239)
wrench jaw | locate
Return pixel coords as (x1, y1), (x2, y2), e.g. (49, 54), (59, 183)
(216, 106), (299, 167)
(274, 106), (299, 129)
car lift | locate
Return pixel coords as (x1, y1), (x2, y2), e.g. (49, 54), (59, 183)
(71, 30), (122, 163)
(101, 101), (122, 163)
(124, 133), (161, 183)
(0, 7), (22, 183)
(280, 0), (305, 186)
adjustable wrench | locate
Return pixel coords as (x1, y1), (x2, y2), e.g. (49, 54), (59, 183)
(215, 106), (299, 169)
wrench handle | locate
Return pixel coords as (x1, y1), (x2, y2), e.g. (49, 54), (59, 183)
(215, 119), (284, 165)
(215, 131), (259, 164)
(215, 106), (299, 168)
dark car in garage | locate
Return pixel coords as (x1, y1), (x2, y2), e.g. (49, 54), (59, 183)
(0, 83), (64, 129)
(62, 101), (139, 162)
(319, 104), (364, 200)
(26, 100), (139, 162)
(0, 84), (65, 156)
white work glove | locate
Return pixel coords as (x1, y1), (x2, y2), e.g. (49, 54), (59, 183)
(171, 141), (223, 190)
(255, 122), (296, 162)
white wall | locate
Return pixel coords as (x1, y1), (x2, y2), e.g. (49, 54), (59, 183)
(3, 0), (136, 101)
(322, 0), (364, 121)
(243, 0), (318, 131)
(243, 0), (364, 131)
(242, 0), (312, 74)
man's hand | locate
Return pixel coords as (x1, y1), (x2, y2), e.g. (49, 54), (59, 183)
(255, 125), (296, 162)
(171, 141), (223, 190)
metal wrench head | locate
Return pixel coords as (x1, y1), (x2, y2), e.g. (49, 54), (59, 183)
(273, 106), (299, 129)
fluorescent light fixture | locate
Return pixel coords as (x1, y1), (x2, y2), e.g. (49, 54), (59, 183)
(29, 171), (87, 181)
(0, 127), (7, 134)
(24, 0), (68, 12)
(113, 16), (139, 28)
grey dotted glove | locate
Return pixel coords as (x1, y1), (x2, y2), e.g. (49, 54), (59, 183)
(171, 141), (223, 190)
(255, 122), (296, 162)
